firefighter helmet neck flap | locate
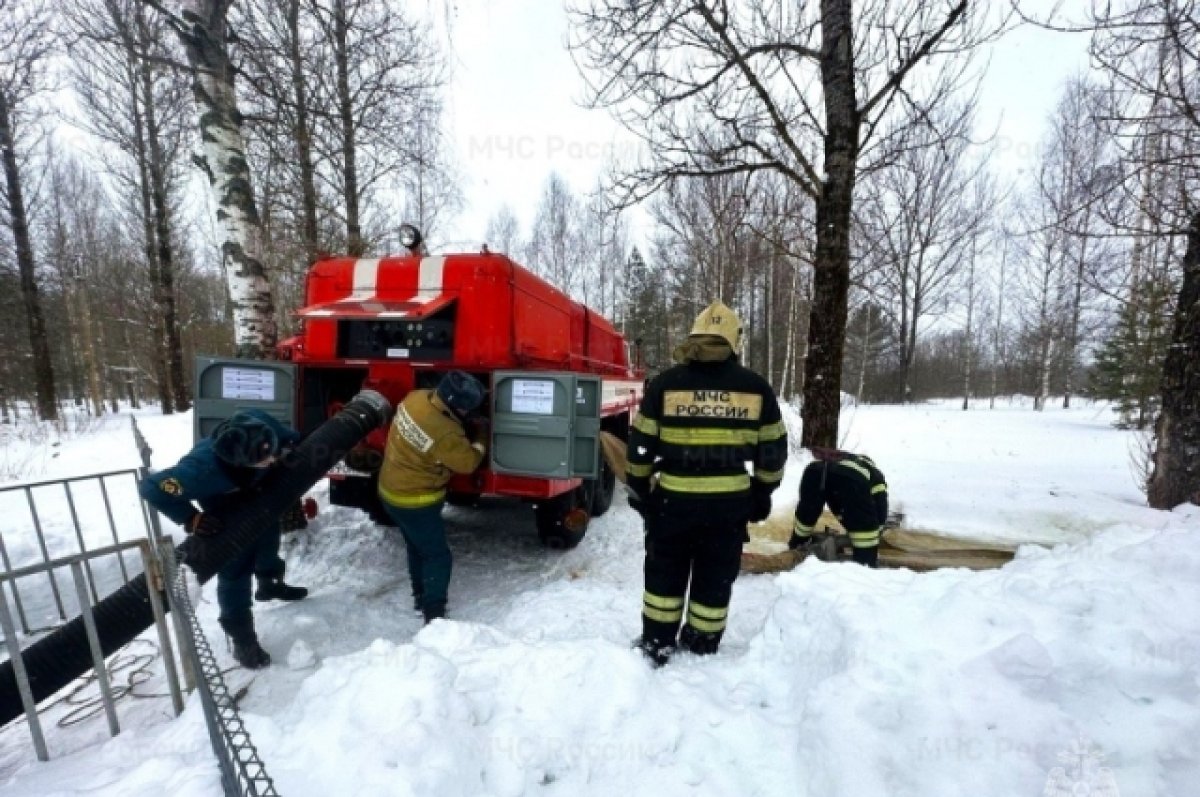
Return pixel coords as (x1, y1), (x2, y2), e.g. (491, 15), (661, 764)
(436, 370), (486, 417)
(689, 301), (742, 350)
(211, 412), (281, 467)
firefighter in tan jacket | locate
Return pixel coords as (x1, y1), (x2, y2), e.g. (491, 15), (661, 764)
(378, 370), (487, 623)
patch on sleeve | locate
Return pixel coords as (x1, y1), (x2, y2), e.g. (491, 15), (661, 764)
(159, 478), (183, 496)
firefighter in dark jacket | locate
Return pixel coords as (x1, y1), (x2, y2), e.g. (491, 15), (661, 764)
(789, 448), (888, 568)
(377, 371), (487, 624)
(139, 410), (309, 669)
(626, 301), (788, 665)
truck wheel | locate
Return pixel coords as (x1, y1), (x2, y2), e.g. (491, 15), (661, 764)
(589, 457), (616, 517)
(445, 491), (480, 508)
(535, 486), (592, 549)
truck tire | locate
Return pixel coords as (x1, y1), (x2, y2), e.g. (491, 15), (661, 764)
(535, 484), (592, 549)
(589, 457), (616, 517)
(445, 491), (480, 508)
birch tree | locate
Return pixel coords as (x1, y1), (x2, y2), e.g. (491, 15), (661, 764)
(149, 0), (277, 358)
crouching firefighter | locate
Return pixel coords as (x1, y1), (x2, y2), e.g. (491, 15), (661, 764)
(789, 448), (888, 568)
(377, 371), (488, 624)
(139, 410), (309, 669)
(626, 301), (788, 666)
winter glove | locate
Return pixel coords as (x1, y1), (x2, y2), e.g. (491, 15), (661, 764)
(188, 512), (223, 537)
(787, 532), (812, 552)
(748, 492), (771, 523)
(748, 483), (772, 523)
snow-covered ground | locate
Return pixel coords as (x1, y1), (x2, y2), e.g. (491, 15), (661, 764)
(1, 399), (1197, 796)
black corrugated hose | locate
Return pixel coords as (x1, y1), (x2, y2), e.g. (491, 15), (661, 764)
(0, 390), (391, 728)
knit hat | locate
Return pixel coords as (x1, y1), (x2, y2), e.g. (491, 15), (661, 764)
(689, 301), (742, 349)
(211, 412), (281, 466)
(435, 371), (486, 416)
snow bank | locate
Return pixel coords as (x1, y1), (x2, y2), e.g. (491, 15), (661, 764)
(3, 401), (1197, 796)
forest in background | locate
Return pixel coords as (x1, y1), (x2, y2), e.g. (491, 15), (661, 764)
(1, 0), (1195, 505)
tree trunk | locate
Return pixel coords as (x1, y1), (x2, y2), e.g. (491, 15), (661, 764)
(802, 0), (858, 448)
(179, 2), (277, 359)
(333, 0), (364, 256)
(0, 89), (58, 420)
(856, 302), (871, 403)
(287, 0), (320, 266)
(1062, 224), (1091, 409)
(962, 244), (976, 411)
(127, 60), (173, 413)
(1147, 209), (1200, 509)
(137, 12), (191, 411)
(74, 266), (104, 417)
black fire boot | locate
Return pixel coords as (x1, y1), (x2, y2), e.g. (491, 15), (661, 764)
(679, 624), (723, 656)
(633, 636), (676, 668)
(422, 602), (446, 625)
(255, 567), (309, 602)
(219, 618), (272, 670)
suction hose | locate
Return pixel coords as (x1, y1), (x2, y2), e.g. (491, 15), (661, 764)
(0, 390), (391, 728)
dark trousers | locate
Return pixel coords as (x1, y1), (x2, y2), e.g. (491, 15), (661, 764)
(382, 502), (451, 611)
(642, 506), (745, 652)
(217, 526), (285, 625)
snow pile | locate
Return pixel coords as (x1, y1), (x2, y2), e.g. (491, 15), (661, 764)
(224, 508), (1197, 797)
(2, 400), (1197, 796)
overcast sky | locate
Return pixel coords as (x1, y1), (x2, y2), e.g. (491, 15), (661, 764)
(438, 1), (1095, 254)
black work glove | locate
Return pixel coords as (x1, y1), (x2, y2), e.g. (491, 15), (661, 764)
(188, 512), (223, 537)
(787, 532), (812, 552)
(748, 484), (772, 523)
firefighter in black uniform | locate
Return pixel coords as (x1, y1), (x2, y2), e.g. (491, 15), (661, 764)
(788, 448), (888, 567)
(626, 301), (788, 666)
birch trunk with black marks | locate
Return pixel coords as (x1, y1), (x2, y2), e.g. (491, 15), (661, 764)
(179, 0), (276, 358)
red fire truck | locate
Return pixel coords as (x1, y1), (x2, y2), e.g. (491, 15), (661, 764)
(277, 227), (644, 547)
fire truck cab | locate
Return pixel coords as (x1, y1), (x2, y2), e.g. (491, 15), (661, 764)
(277, 236), (644, 548)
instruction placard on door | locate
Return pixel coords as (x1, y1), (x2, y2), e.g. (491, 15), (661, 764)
(221, 367), (276, 400)
(511, 379), (556, 415)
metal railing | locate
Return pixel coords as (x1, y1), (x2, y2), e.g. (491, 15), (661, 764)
(0, 538), (185, 761)
(0, 467), (161, 633)
(160, 545), (278, 796)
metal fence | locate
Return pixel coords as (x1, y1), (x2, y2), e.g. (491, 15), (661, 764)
(160, 544), (278, 797)
(0, 417), (279, 796)
(0, 538), (184, 761)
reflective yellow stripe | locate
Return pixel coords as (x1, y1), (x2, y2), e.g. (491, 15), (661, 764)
(632, 415), (659, 436)
(686, 614), (727, 633)
(755, 469), (784, 484)
(643, 591), (684, 610)
(848, 529), (880, 548)
(757, 421), (786, 442)
(658, 473), (751, 494)
(794, 519), (814, 534)
(871, 483), (888, 495)
(686, 601), (727, 620)
(378, 485), (445, 508)
(626, 461), (655, 478)
(838, 460), (871, 481)
(644, 606), (683, 623)
(659, 427), (758, 446)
